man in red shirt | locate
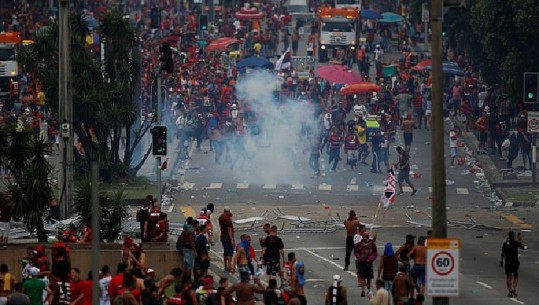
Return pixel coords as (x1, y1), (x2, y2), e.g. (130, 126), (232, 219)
(152, 213), (169, 242)
(218, 207), (235, 272)
(70, 268), (85, 305)
(344, 129), (360, 169)
(328, 128), (343, 171)
(107, 263), (127, 301)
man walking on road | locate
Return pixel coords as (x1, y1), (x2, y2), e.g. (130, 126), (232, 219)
(501, 231), (526, 297)
(343, 210), (360, 271)
(261, 225), (285, 281)
(396, 147), (417, 196)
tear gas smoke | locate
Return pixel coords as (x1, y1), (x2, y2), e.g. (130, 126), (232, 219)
(227, 70), (319, 184)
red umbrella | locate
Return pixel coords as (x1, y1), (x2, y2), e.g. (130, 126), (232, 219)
(412, 59), (432, 71)
(235, 7), (265, 19)
(207, 37), (240, 51)
(340, 82), (382, 95)
(316, 65), (363, 84)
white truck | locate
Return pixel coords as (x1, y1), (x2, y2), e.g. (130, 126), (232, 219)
(317, 7), (360, 62)
(0, 32), (21, 97)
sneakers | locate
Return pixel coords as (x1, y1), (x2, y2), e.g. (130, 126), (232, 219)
(361, 291), (365, 297)
(343, 266), (348, 271)
(397, 190), (404, 195)
(411, 189), (417, 196)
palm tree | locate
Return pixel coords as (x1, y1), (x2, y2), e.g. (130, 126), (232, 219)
(74, 177), (128, 242)
(6, 124), (54, 242)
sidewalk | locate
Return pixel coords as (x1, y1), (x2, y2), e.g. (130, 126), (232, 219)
(452, 117), (539, 206)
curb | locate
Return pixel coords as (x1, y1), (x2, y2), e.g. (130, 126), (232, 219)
(451, 118), (536, 207)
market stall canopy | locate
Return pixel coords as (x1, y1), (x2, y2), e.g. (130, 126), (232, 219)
(207, 37), (241, 52)
(340, 82), (382, 95)
(236, 56), (274, 69)
(316, 64), (363, 84)
(380, 12), (403, 23)
(361, 9), (381, 20)
(235, 6), (265, 19)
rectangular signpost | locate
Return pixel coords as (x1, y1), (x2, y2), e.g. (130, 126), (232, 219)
(427, 238), (460, 297)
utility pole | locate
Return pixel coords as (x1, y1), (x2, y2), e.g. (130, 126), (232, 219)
(431, 0), (448, 304)
(156, 73), (162, 203)
(58, 0), (74, 220)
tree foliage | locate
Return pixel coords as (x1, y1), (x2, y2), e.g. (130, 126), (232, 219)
(17, 11), (153, 181)
(73, 177), (128, 242)
(444, 0), (539, 101)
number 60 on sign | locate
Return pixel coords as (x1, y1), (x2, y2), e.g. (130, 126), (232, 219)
(427, 238), (460, 297)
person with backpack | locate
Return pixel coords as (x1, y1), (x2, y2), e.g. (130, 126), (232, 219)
(324, 275), (347, 305)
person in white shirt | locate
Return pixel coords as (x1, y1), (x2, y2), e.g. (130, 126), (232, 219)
(99, 265), (112, 305)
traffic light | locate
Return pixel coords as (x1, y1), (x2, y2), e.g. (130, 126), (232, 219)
(151, 126), (167, 155)
(523, 72), (539, 103)
(199, 14), (208, 31)
(159, 42), (174, 73)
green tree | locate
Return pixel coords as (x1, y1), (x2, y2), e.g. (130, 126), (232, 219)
(5, 123), (54, 242)
(74, 177), (128, 242)
(17, 12), (153, 180)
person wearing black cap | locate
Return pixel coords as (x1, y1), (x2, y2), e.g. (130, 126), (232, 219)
(395, 147), (417, 196)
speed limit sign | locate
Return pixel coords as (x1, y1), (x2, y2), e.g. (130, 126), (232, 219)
(528, 111), (539, 133)
(427, 238), (460, 297)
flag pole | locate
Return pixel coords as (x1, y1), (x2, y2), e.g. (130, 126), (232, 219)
(369, 200), (383, 236)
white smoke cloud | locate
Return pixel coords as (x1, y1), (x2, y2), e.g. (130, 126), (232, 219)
(229, 70), (318, 184)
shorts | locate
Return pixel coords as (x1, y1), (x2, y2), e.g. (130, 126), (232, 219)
(221, 239), (234, 257)
(379, 149), (389, 163)
(450, 147), (457, 158)
(403, 133), (413, 146)
(356, 261), (374, 279)
(505, 261), (519, 276)
(183, 248), (195, 269)
(413, 264), (426, 286)
(0, 222), (9, 238)
(265, 260), (281, 276)
(398, 170), (411, 184)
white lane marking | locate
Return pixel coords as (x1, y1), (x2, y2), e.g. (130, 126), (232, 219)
(166, 205), (174, 213)
(346, 185), (359, 192)
(510, 298), (525, 304)
(403, 186), (413, 192)
(182, 182), (195, 190)
(373, 185), (384, 192)
(305, 279), (326, 282)
(263, 184), (277, 189)
(237, 183), (249, 189)
(292, 184), (304, 190)
(428, 187), (433, 193)
(475, 281), (493, 289)
(319, 183), (332, 191)
(301, 248), (356, 277)
(457, 188), (469, 195)
(207, 183), (222, 189)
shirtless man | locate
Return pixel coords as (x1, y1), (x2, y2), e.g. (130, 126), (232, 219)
(343, 210), (361, 271)
(408, 236), (427, 295)
(225, 271), (266, 305)
(232, 234), (253, 275)
(401, 114), (417, 153)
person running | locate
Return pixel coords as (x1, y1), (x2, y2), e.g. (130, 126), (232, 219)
(324, 275), (347, 305)
(501, 231), (526, 297)
(343, 210), (360, 271)
(396, 147), (417, 196)
(328, 127), (343, 171)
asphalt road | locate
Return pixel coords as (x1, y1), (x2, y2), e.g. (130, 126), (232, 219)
(160, 33), (538, 305)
